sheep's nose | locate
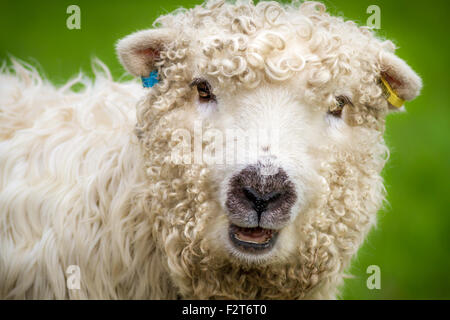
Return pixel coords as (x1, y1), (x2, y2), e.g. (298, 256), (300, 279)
(225, 165), (297, 229)
(242, 187), (282, 219)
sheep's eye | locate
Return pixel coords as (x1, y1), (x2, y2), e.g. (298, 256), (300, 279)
(328, 95), (350, 117)
(191, 79), (216, 103)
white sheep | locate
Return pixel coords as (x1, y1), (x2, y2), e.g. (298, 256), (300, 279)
(0, 0), (421, 299)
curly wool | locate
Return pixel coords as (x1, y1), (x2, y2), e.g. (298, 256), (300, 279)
(147, 0), (395, 127)
(0, 0), (416, 299)
(0, 60), (177, 299)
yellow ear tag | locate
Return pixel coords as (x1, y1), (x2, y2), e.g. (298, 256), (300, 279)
(380, 76), (405, 108)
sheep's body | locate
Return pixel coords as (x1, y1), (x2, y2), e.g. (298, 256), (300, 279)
(0, 1), (421, 299)
(0, 62), (174, 299)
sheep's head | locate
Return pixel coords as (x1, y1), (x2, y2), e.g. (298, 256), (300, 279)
(117, 0), (421, 299)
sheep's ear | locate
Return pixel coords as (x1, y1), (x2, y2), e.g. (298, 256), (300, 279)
(116, 29), (175, 77)
(378, 51), (422, 111)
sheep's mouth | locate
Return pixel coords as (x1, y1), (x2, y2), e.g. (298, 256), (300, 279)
(229, 224), (278, 253)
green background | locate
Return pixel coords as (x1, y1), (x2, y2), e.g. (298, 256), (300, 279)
(1, 0), (449, 299)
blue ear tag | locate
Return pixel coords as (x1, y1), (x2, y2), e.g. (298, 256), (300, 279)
(141, 70), (159, 88)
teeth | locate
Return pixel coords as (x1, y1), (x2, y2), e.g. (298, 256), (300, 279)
(235, 234), (271, 244)
(234, 231), (273, 244)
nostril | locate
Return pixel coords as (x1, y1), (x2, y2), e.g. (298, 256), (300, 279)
(242, 187), (283, 216)
(263, 191), (282, 202)
(243, 186), (259, 203)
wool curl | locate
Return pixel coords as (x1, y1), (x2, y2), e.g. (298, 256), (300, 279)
(146, 0), (395, 131)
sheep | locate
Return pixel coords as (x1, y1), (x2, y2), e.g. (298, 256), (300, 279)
(0, 0), (421, 299)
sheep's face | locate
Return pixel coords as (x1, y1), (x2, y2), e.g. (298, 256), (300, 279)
(117, 0), (421, 296)
(192, 81), (334, 263)
(184, 68), (397, 265)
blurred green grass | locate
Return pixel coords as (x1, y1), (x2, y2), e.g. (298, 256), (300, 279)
(1, 0), (449, 299)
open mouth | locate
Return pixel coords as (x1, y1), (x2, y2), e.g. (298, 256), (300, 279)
(229, 224), (279, 253)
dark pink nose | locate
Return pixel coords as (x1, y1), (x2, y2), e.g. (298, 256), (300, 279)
(225, 165), (297, 229)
